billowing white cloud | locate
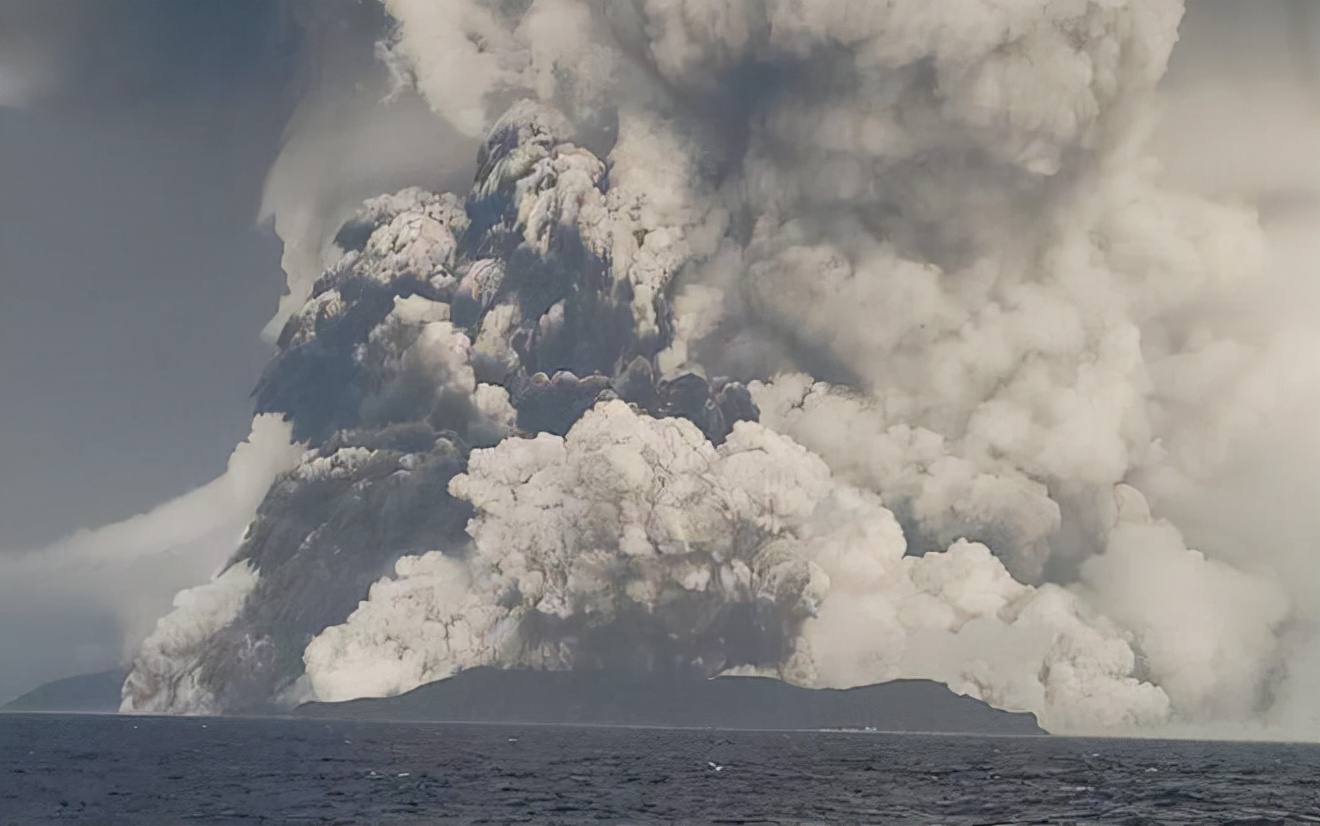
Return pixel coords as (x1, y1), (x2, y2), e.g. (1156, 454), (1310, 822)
(95, 0), (1320, 738)
(0, 416), (300, 702)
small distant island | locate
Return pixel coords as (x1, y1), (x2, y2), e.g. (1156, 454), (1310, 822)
(297, 668), (1046, 735)
(2, 670), (128, 714)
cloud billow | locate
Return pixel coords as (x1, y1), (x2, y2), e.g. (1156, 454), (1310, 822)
(120, 0), (1320, 735)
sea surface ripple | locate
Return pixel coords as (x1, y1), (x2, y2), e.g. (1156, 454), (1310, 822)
(3, 713), (1318, 824)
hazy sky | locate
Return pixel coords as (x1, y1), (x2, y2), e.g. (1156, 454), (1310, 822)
(0, 0), (415, 704)
(0, 1), (344, 550)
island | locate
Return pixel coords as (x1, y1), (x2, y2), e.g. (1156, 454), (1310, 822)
(2, 670), (128, 714)
(5, 666), (1045, 734)
(296, 667), (1046, 735)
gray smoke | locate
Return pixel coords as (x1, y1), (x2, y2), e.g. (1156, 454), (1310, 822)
(111, 0), (1320, 735)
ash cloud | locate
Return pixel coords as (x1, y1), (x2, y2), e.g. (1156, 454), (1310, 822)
(96, 0), (1320, 735)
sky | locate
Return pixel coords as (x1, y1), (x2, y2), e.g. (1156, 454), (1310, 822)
(0, 1), (369, 550)
(0, 0), (434, 703)
(0, 0), (1317, 708)
(0, 0), (373, 702)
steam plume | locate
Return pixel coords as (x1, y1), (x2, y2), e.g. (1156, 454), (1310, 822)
(120, 0), (1320, 735)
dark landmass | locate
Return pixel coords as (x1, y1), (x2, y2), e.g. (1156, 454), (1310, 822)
(2, 670), (127, 713)
(4, 667), (1045, 735)
(297, 668), (1046, 735)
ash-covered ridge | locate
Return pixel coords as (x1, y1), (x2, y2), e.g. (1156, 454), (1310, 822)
(122, 106), (761, 715)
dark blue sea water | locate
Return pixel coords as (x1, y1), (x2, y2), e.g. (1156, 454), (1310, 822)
(3, 713), (1319, 825)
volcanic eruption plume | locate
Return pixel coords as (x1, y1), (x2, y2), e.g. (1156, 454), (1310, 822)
(120, 0), (1320, 735)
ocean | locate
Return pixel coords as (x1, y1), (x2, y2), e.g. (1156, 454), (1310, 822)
(3, 713), (1318, 824)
